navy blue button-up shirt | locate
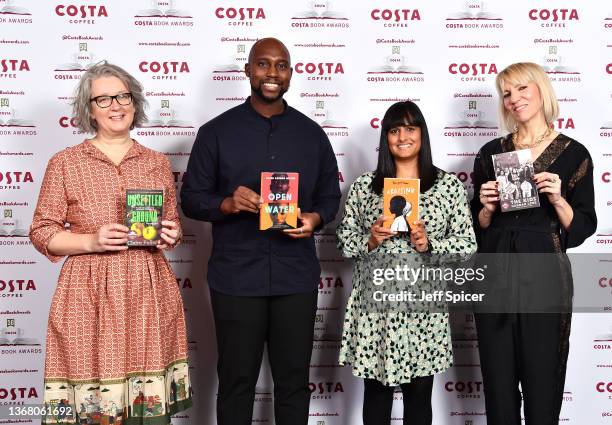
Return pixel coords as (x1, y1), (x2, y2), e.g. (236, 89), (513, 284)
(180, 99), (341, 296)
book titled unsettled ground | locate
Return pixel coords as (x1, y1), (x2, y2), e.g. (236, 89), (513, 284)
(260, 172), (299, 230)
(125, 189), (163, 247)
(383, 178), (420, 232)
(492, 149), (540, 212)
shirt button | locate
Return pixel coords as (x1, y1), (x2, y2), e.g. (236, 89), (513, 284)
(270, 155), (275, 160)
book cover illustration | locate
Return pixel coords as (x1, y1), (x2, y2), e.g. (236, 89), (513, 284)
(125, 189), (164, 247)
(382, 178), (420, 232)
(260, 172), (299, 231)
(492, 149), (540, 212)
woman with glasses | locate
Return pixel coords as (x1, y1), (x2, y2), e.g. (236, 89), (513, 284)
(30, 62), (192, 425)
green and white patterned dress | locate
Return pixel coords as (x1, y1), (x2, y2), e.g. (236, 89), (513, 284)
(337, 171), (477, 385)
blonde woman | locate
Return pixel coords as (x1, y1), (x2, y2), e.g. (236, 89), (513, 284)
(471, 62), (596, 424)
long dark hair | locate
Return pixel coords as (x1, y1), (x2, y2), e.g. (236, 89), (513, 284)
(371, 101), (439, 194)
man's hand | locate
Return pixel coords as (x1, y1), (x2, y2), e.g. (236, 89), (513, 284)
(220, 186), (262, 215)
(284, 209), (320, 239)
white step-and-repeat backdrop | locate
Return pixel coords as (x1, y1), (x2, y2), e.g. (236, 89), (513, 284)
(1, 1), (611, 424)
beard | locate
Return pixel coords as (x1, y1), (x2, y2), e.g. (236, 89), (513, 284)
(251, 82), (288, 103)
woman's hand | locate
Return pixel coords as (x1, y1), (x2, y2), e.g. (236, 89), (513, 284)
(479, 180), (499, 214)
(367, 216), (396, 251)
(534, 172), (562, 205)
(89, 223), (129, 253)
(157, 220), (181, 250)
(410, 220), (429, 253)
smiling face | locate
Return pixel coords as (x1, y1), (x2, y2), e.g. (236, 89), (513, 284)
(89, 76), (135, 139)
(387, 124), (422, 161)
(502, 81), (545, 127)
(245, 39), (292, 103)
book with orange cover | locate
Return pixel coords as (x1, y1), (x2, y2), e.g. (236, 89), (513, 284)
(382, 178), (420, 232)
(260, 172), (299, 230)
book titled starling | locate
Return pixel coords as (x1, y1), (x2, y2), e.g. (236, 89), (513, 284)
(382, 178), (420, 232)
(125, 189), (164, 247)
(260, 172), (299, 230)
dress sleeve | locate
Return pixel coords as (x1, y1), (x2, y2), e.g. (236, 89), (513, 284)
(162, 155), (182, 247)
(563, 155), (597, 249)
(29, 153), (68, 263)
(336, 178), (371, 259)
(428, 177), (478, 256)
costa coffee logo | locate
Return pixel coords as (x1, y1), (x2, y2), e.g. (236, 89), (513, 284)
(596, 382), (612, 393)
(338, 171), (344, 183)
(449, 63), (498, 82)
(606, 63), (612, 74)
(295, 62), (344, 81)
(58, 116), (86, 135)
(529, 9), (578, 27)
(139, 61), (190, 80)
(602, 172), (611, 183)
(215, 7), (265, 26)
(309, 382), (344, 394)
(553, 118), (575, 130)
(445, 381), (483, 398)
(0, 59), (30, 73)
(0, 387), (38, 401)
(176, 277), (192, 289)
(0, 172), (33, 184)
(0, 280), (36, 297)
(319, 276), (344, 293)
(55, 4), (107, 24)
(371, 8), (420, 27)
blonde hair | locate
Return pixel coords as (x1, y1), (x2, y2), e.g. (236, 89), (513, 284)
(495, 62), (559, 133)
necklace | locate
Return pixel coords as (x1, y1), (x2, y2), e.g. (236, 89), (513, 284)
(512, 127), (551, 149)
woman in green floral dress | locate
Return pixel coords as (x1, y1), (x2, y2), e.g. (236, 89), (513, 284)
(336, 101), (477, 425)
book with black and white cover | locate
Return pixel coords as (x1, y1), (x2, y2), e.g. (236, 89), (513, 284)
(492, 149), (539, 212)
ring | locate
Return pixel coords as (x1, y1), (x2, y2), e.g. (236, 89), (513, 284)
(299, 228), (303, 234)
(549, 176), (558, 183)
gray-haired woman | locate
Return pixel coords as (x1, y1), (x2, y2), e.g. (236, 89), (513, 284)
(30, 62), (192, 425)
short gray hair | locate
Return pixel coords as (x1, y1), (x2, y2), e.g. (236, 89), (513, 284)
(72, 61), (148, 134)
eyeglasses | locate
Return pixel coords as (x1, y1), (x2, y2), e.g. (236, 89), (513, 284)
(90, 92), (132, 108)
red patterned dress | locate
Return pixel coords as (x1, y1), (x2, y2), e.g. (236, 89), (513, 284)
(30, 140), (192, 425)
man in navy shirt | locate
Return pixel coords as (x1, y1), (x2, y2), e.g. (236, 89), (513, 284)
(181, 38), (341, 425)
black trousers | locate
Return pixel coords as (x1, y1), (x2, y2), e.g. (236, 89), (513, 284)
(210, 288), (318, 425)
(362, 376), (434, 425)
(475, 313), (570, 425)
